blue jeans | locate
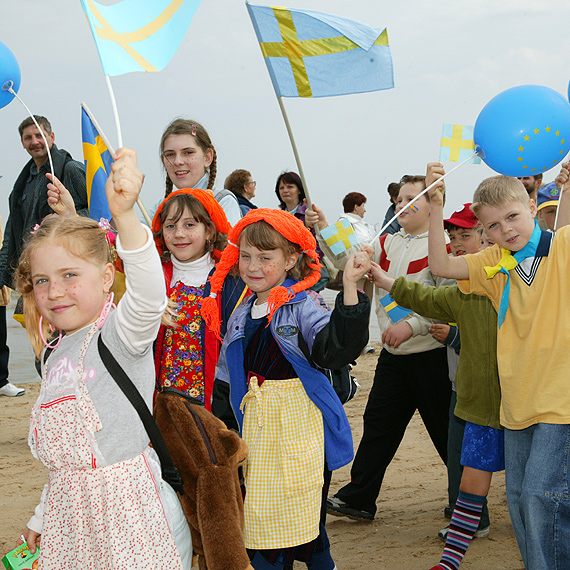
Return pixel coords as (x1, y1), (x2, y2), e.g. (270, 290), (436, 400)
(505, 424), (570, 570)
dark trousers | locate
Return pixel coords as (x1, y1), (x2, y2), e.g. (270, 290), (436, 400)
(447, 391), (490, 528)
(336, 348), (451, 515)
(0, 306), (9, 388)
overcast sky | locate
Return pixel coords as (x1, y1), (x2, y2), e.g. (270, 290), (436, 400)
(1, 0), (570, 228)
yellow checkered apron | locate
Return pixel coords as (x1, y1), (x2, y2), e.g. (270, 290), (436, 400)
(240, 376), (324, 549)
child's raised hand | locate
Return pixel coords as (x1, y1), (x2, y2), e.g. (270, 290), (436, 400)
(343, 251), (371, 284)
(429, 322), (450, 342)
(368, 260), (394, 291)
(555, 162), (570, 192)
(105, 148), (143, 219)
(46, 173), (77, 217)
(305, 203), (329, 231)
(426, 162), (446, 206)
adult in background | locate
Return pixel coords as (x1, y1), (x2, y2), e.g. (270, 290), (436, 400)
(339, 192), (376, 354)
(517, 173), (542, 204)
(225, 169), (258, 215)
(380, 182), (401, 235)
(275, 171), (328, 291)
(0, 115), (88, 394)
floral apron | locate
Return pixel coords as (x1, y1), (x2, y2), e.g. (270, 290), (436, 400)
(29, 323), (183, 570)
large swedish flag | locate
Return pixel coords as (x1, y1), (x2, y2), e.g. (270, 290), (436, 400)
(80, 0), (202, 77)
(82, 107), (113, 221)
(247, 3), (394, 98)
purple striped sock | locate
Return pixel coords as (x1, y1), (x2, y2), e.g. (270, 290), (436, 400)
(439, 490), (485, 570)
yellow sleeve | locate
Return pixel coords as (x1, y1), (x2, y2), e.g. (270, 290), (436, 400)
(456, 244), (505, 313)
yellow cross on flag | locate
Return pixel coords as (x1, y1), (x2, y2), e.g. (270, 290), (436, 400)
(440, 124), (481, 164)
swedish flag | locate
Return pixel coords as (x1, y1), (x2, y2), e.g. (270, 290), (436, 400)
(379, 293), (412, 324)
(247, 3), (394, 98)
(80, 0), (202, 77)
(82, 107), (113, 221)
(320, 218), (358, 256)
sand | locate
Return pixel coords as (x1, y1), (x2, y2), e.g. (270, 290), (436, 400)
(0, 338), (524, 568)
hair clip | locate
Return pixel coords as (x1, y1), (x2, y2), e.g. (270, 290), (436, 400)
(30, 223), (41, 235)
(191, 124), (198, 136)
(98, 218), (113, 232)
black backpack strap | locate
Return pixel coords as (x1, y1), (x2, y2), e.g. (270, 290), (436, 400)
(97, 334), (184, 495)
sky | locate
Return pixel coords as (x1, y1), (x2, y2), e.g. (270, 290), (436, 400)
(1, 0), (570, 229)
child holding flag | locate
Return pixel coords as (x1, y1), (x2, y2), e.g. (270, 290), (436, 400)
(426, 161), (570, 570)
(307, 176), (454, 521)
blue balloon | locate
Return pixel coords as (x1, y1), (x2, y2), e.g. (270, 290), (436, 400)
(0, 41), (21, 110)
(474, 85), (570, 177)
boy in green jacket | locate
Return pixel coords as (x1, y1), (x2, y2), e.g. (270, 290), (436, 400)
(369, 203), (501, 570)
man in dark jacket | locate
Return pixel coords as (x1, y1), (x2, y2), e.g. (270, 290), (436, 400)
(0, 115), (88, 396)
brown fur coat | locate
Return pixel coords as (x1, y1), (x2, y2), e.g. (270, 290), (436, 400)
(154, 390), (253, 570)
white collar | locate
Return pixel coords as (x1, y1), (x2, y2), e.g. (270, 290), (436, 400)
(171, 251), (215, 287)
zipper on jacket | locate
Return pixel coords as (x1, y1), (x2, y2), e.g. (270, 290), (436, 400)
(183, 400), (218, 465)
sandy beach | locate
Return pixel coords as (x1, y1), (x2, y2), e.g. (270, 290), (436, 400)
(0, 331), (523, 569)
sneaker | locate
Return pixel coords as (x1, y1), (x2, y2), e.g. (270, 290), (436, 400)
(438, 524), (490, 540)
(361, 345), (375, 355)
(326, 496), (374, 521)
(0, 382), (25, 397)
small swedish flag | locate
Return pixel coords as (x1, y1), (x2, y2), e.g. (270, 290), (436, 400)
(380, 293), (412, 324)
(320, 218), (359, 255)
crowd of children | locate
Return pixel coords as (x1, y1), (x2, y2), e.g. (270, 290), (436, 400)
(7, 109), (570, 570)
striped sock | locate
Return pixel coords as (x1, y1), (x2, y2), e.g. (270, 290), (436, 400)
(438, 490), (485, 570)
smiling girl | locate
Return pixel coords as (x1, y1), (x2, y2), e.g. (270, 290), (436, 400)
(160, 119), (241, 225)
(203, 209), (371, 570)
(152, 189), (247, 409)
(15, 149), (191, 569)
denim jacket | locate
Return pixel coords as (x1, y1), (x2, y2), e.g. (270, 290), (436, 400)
(213, 279), (370, 471)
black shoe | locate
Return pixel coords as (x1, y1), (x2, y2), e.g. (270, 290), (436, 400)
(326, 496), (374, 521)
(444, 504), (452, 519)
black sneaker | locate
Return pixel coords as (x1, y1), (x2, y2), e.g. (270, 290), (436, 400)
(326, 496), (374, 521)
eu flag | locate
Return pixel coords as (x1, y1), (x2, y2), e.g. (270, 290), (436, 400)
(247, 3), (394, 98)
(80, 0), (202, 77)
(82, 107), (113, 221)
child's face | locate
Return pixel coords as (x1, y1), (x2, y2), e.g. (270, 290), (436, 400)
(476, 199), (537, 252)
(163, 207), (212, 263)
(481, 230), (495, 249)
(31, 244), (113, 335)
(162, 134), (213, 190)
(238, 243), (298, 304)
(447, 227), (482, 256)
(538, 205), (558, 232)
(395, 182), (430, 234)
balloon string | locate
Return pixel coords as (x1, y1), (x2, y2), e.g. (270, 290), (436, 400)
(6, 86), (55, 183)
(367, 150), (480, 246)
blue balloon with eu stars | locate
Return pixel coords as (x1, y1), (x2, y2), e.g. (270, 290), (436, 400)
(474, 85), (570, 177)
(0, 40), (21, 110)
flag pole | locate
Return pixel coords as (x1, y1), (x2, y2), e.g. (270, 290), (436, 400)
(5, 85), (55, 182)
(83, 100), (152, 226)
(277, 97), (314, 210)
(368, 150), (480, 245)
(105, 75), (123, 148)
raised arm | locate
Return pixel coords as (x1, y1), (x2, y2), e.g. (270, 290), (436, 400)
(426, 162), (469, 279)
(106, 148), (147, 251)
(554, 162), (570, 230)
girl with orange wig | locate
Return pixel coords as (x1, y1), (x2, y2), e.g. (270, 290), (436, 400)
(152, 188), (247, 409)
(202, 209), (371, 570)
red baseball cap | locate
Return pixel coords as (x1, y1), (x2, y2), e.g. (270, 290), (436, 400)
(444, 203), (479, 229)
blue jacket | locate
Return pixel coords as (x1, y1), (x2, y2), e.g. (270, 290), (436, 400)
(214, 279), (370, 470)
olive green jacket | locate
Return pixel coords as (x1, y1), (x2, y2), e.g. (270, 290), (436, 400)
(391, 277), (501, 430)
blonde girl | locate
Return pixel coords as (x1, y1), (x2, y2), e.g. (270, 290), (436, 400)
(16, 149), (191, 569)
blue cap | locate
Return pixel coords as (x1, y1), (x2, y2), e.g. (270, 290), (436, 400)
(537, 182), (560, 211)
